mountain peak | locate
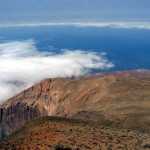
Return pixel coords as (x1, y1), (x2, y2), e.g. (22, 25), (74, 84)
(0, 70), (150, 138)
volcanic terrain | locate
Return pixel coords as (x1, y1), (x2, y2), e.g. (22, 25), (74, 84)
(0, 70), (150, 149)
(0, 116), (150, 150)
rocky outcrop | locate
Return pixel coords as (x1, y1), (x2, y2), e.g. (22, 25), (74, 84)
(0, 70), (150, 138)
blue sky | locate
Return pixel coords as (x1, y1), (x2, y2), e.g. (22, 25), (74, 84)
(0, 0), (150, 23)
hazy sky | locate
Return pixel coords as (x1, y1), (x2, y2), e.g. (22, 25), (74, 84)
(0, 0), (150, 23)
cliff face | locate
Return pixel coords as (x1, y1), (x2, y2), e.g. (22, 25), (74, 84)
(0, 70), (150, 138)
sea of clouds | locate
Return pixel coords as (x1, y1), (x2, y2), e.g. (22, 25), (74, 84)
(0, 39), (114, 103)
(1, 22), (150, 29)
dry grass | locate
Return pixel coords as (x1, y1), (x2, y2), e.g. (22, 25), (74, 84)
(0, 116), (150, 150)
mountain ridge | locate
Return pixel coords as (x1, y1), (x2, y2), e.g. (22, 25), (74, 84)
(0, 70), (150, 139)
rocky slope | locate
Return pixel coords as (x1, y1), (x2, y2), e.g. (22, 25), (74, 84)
(0, 70), (150, 138)
(0, 116), (150, 150)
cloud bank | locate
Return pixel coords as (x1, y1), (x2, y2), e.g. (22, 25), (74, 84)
(0, 40), (114, 103)
(1, 22), (150, 29)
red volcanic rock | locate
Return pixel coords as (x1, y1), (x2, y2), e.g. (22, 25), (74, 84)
(0, 70), (150, 138)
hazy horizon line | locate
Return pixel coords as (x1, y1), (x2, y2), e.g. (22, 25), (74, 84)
(1, 21), (150, 29)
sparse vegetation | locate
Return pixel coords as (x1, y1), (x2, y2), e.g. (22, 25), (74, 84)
(0, 71), (150, 149)
(0, 116), (150, 150)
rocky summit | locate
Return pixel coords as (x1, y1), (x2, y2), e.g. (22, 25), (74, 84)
(0, 70), (150, 142)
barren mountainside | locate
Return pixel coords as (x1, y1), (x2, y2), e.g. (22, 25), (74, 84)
(0, 116), (150, 150)
(0, 70), (150, 139)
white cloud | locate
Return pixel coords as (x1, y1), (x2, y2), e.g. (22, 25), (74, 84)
(74, 22), (150, 29)
(0, 40), (114, 103)
(1, 22), (150, 29)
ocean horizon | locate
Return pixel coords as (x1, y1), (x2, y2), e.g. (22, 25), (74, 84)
(0, 23), (150, 101)
(1, 24), (150, 72)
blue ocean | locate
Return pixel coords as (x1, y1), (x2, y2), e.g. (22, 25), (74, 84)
(0, 26), (150, 72)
